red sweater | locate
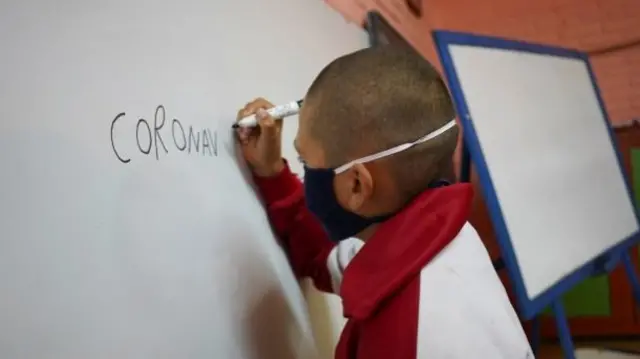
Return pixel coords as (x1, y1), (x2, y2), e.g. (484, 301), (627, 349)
(253, 164), (532, 359)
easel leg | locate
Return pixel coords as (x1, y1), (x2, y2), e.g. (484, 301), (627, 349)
(552, 301), (575, 359)
(461, 141), (505, 272)
(460, 141), (471, 183)
(530, 316), (540, 356)
(621, 251), (640, 304)
(602, 254), (640, 358)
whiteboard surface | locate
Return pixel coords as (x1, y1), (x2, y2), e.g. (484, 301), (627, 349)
(0, 1), (364, 358)
(448, 45), (639, 299)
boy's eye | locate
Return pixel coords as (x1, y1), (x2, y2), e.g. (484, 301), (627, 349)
(297, 156), (307, 165)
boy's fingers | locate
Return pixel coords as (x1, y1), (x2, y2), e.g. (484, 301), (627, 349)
(240, 128), (256, 144)
(235, 130), (247, 144)
(252, 98), (274, 110)
(237, 106), (252, 121)
(237, 98), (276, 122)
(256, 109), (278, 138)
(243, 98), (274, 116)
(235, 98), (277, 144)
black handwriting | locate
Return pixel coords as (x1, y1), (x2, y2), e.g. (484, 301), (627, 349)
(110, 105), (218, 164)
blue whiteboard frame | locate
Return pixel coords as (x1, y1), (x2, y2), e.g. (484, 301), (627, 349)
(432, 30), (640, 319)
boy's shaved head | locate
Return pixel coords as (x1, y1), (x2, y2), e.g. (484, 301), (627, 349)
(303, 45), (458, 200)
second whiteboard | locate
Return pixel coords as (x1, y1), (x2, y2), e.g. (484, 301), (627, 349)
(437, 34), (639, 305)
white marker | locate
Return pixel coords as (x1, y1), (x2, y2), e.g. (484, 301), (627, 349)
(233, 100), (303, 128)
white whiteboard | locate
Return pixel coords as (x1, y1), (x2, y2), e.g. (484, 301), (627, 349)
(0, 1), (365, 358)
(445, 44), (639, 300)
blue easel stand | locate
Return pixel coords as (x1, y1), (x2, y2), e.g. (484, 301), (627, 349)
(621, 250), (640, 304)
(530, 316), (541, 356)
(552, 301), (576, 359)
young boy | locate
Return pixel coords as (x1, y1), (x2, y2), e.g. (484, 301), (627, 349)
(236, 46), (533, 359)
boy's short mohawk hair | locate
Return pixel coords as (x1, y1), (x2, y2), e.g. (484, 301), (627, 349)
(304, 45), (458, 200)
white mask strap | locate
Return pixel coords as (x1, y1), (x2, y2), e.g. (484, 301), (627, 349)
(334, 119), (457, 174)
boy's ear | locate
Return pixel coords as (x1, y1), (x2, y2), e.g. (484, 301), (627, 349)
(347, 163), (374, 211)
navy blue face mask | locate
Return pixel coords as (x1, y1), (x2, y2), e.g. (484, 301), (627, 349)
(303, 166), (390, 242)
(302, 119), (457, 242)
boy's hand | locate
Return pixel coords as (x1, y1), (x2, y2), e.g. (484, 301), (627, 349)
(235, 98), (285, 177)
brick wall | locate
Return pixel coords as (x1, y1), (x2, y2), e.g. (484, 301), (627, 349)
(326, 0), (640, 123)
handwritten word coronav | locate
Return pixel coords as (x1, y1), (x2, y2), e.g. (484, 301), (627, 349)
(110, 105), (217, 164)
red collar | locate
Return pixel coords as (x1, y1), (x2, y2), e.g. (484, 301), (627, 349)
(339, 183), (473, 319)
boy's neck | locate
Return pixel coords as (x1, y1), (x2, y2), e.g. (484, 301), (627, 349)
(356, 181), (453, 243)
(355, 224), (380, 242)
